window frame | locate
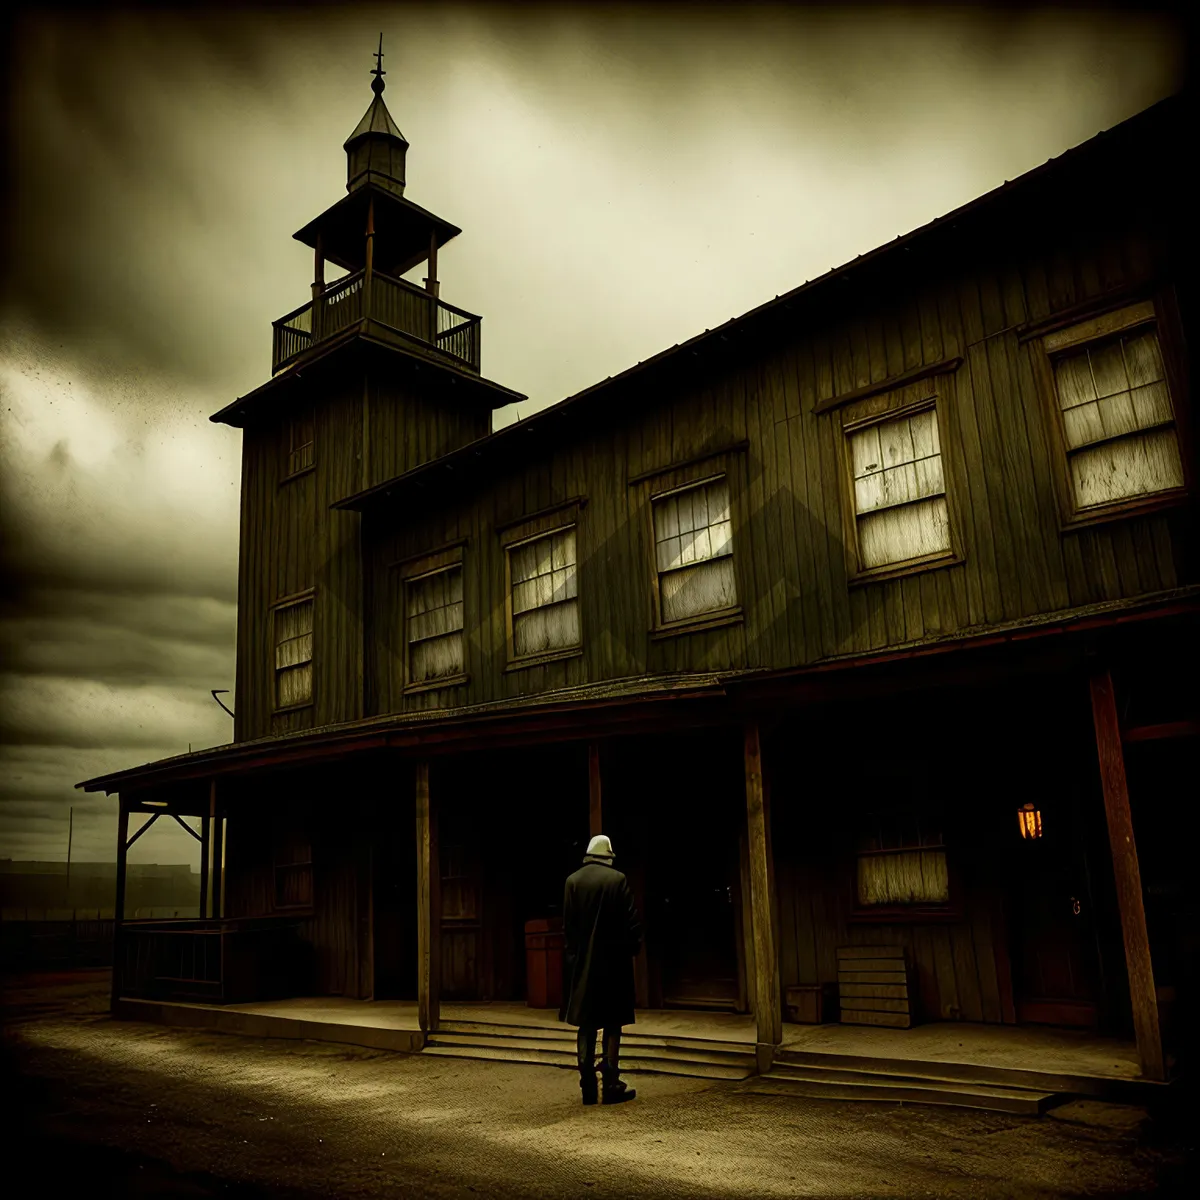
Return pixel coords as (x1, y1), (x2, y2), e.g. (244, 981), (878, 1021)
(630, 448), (747, 640)
(270, 590), (315, 715)
(501, 508), (584, 671)
(270, 816), (314, 914)
(1032, 296), (1191, 530)
(646, 471), (742, 635)
(399, 547), (469, 696)
(281, 408), (315, 483)
(835, 380), (964, 584)
(848, 809), (961, 924)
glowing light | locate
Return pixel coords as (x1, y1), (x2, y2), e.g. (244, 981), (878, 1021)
(1018, 803), (1042, 840)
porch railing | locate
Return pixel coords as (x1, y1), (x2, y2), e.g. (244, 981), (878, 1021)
(271, 270), (481, 375)
(118, 917), (306, 1004)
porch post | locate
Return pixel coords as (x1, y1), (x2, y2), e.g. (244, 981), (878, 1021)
(198, 808), (211, 920)
(363, 195), (375, 321)
(1089, 666), (1164, 1081)
(588, 742), (603, 838)
(744, 721), (782, 1072)
(416, 760), (440, 1034)
(208, 780), (223, 920)
(111, 793), (129, 1010)
(311, 232), (325, 340)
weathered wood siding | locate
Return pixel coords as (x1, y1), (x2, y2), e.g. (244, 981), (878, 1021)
(768, 677), (1127, 1027)
(221, 766), (377, 998)
(364, 210), (1193, 715)
(234, 363), (489, 742)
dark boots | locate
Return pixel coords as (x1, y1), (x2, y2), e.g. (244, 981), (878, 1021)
(577, 1027), (636, 1105)
(600, 1027), (635, 1104)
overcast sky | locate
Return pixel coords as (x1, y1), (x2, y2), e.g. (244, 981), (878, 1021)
(0, 4), (1185, 869)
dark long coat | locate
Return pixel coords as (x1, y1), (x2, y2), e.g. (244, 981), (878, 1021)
(559, 859), (642, 1029)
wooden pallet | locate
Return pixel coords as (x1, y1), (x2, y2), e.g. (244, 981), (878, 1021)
(837, 945), (915, 1028)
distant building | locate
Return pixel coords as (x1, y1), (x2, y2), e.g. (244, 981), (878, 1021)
(0, 860), (200, 918)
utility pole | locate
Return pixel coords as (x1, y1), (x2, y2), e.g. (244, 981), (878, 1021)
(66, 806), (74, 909)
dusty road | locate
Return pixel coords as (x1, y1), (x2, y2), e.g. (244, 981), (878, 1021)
(2, 970), (1193, 1198)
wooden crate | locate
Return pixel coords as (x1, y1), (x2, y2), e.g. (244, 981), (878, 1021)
(784, 983), (837, 1024)
(836, 945), (915, 1028)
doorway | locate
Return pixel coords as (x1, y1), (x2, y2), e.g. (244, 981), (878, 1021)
(1008, 780), (1107, 1029)
(606, 731), (745, 1011)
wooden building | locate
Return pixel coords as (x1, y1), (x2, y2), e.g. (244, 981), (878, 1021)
(80, 71), (1197, 1088)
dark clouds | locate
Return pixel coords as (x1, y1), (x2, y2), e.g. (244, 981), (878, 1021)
(0, 4), (1184, 865)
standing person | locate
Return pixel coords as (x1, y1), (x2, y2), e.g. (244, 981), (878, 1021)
(559, 833), (642, 1105)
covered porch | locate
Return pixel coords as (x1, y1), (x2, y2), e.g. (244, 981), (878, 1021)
(84, 618), (1194, 1104)
(111, 992), (1156, 1113)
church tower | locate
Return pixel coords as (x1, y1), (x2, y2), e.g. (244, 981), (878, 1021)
(212, 44), (524, 744)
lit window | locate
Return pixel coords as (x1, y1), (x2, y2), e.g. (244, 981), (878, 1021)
(509, 527), (580, 658)
(651, 476), (737, 624)
(857, 814), (949, 907)
(1049, 312), (1184, 511)
(274, 597), (313, 709)
(848, 406), (951, 570)
(406, 565), (464, 684)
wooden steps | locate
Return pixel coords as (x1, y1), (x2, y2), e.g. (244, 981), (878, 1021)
(747, 1061), (1058, 1115)
(422, 1019), (756, 1080)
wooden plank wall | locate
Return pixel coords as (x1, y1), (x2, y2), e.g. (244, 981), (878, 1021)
(234, 365), (491, 743)
(220, 768), (373, 998)
(364, 210), (1191, 717)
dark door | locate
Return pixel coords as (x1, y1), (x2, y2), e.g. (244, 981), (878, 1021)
(635, 734), (744, 1011)
(654, 830), (741, 1008)
(1010, 789), (1104, 1028)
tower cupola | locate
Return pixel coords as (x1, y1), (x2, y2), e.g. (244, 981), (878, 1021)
(344, 37), (409, 196)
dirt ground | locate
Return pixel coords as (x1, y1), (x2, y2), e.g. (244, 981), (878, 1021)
(2, 970), (1194, 1199)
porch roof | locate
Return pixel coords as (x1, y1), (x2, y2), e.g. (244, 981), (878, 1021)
(75, 587), (1199, 797)
(75, 670), (738, 795)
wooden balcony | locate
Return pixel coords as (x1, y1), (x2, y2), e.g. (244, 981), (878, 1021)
(271, 269), (482, 375)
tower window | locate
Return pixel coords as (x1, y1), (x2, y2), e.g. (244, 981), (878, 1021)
(284, 410), (315, 479)
(273, 595), (313, 710)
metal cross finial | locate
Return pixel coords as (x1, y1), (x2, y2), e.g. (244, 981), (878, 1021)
(371, 34), (386, 95)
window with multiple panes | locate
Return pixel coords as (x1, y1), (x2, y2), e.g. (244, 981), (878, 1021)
(856, 813), (949, 908)
(272, 824), (313, 910)
(273, 596), (313, 709)
(848, 405), (951, 571)
(285, 410), (314, 478)
(406, 565), (464, 685)
(1047, 304), (1184, 513)
(651, 476), (737, 625)
(508, 526), (580, 658)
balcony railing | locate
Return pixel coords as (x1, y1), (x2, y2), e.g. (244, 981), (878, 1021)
(118, 917), (308, 1003)
(271, 269), (482, 375)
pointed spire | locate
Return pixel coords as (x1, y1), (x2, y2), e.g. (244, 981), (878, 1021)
(371, 33), (386, 96)
(344, 38), (409, 196)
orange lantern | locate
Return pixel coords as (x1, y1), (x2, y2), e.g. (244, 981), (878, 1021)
(1017, 803), (1042, 840)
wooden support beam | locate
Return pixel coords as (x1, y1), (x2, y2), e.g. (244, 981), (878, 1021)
(744, 721), (782, 1070)
(111, 795), (129, 1010)
(1089, 667), (1165, 1081)
(425, 229), (439, 296)
(208, 781), (222, 921)
(588, 742), (603, 838)
(198, 813), (210, 920)
(415, 761), (440, 1034)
